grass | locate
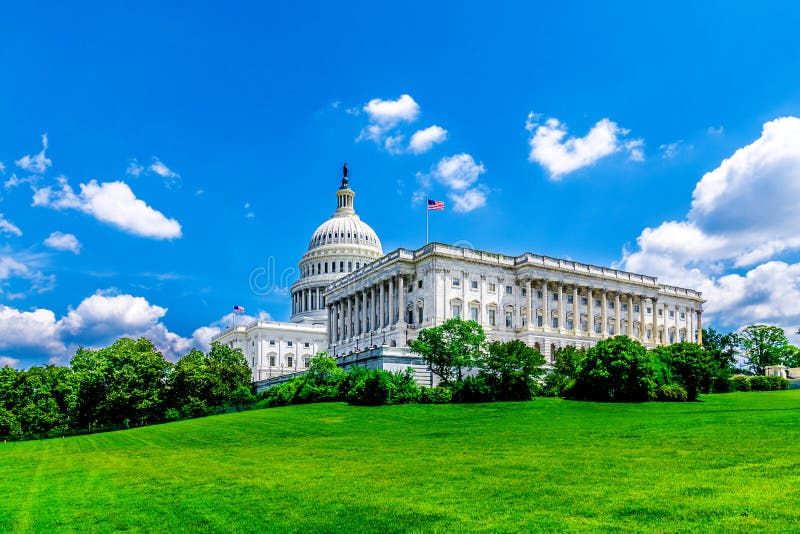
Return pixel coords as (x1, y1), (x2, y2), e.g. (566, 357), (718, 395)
(2, 392), (800, 533)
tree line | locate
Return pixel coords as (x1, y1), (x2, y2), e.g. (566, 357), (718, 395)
(0, 339), (253, 440)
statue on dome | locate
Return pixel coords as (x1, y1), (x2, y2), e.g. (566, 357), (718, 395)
(341, 162), (349, 188)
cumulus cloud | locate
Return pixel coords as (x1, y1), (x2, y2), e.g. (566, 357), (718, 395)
(15, 134), (52, 174)
(525, 113), (643, 178)
(0, 305), (65, 355)
(409, 125), (448, 154)
(357, 94), (421, 148)
(449, 187), (488, 213)
(43, 231), (81, 254)
(433, 153), (486, 191)
(149, 157), (180, 188)
(0, 214), (22, 237)
(32, 177), (182, 239)
(620, 116), (800, 333)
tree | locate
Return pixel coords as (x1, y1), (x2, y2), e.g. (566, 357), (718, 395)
(652, 343), (715, 401)
(482, 340), (546, 400)
(737, 325), (789, 375)
(702, 328), (739, 372)
(543, 345), (586, 397)
(409, 317), (486, 385)
(783, 345), (800, 368)
(71, 338), (171, 427)
(572, 336), (657, 402)
(167, 342), (252, 416)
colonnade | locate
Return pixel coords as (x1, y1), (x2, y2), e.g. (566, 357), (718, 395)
(328, 273), (407, 344)
(291, 287), (326, 315)
(522, 279), (702, 345)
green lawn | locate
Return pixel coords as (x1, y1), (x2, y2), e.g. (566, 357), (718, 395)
(2, 392), (799, 533)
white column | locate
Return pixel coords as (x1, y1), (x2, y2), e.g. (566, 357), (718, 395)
(397, 275), (406, 326)
(652, 299), (659, 345)
(639, 296), (646, 342)
(697, 311), (703, 345)
(627, 295), (633, 337)
(586, 288), (593, 335)
(346, 297), (352, 340)
(614, 292), (621, 336)
(371, 285), (377, 330)
(388, 276), (395, 326)
(557, 283), (564, 333)
(362, 290), (368, 335)
(687, 307), (694, 342)
(572, 285), (579, 335)
(379, 280), (385, 328)
(601, 291), (608, 338)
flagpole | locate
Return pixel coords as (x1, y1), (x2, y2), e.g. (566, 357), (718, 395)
(426, 196), (429, 244)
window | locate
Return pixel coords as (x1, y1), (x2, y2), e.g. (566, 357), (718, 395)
(269, 356), (276, 366)
(488, 283), (496, 293)
(418, 280), (423, 289)
(595, 299), (601, 307)
(488, 309), (496, 326)
(609, 325), (615, 335)
(339, 261), (344, 272)
(621, 303), (627, 312)
(609, 301), (615, 309)
(325, 263), (329, 273)
(567, 318), (574, 330)
(552, 293), (558, 301)
(552, 317), (558, 328)
(417, 306), (423, 323)
(658, 309), (663, 317)
(669, 310), (675, 318)
(581, 320), (588, 331)
(646, 306), (652, 314)
(634, 304), (640, 313)
(331, 262), (336, 273)
(304, 342), (310, 348)
(521, 288), (527, 297)
(471, 280), (478, 290)
(287, 341), (293, 347)
(505, 311), (513, 328)
(680, 312), (685, 320)
(287, 356), (293, 367)
(304, 358), (310, 368)
(356, 262), (360, 269)
(470, 306), (479, 322)
(348, 261), (352, 272)
(505, 286), (513, 295)
(252, 357), (255, 366)
(537, 291), (543, 298)
(537, 315), (543, 327)
(567, 295), (573, 304)
(317, 262), (321, 273)
(595, 321), (602, 334)
(581, 297), (588, 305)
(646, 328), (652, 340)
(452, 277), (460, 287)
(452, 304), (462, 318)
(269, 340), (276, 346)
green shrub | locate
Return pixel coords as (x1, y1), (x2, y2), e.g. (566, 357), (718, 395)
(164, 408), (181, 421)
(711, 375), (733, 393)
(730, 376), (750, 391)
(767, 376), (790, 390)
(655, 384), (688, 402)
(749, 375), (789, 391)
(344, 368), (421, 406)
(450, 375), (494, 403)
(419, 386), (452, 404)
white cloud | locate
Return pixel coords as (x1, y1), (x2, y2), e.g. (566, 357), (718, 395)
(384, 135), (406, 154)
(409, 125), (448, 154)
(43, 231), (81, 254)
(708, 126), (724, 136)
(0, 161), (4, 173)
(61, 290), (167, 337)
(0, 305), (64, 355)
(149, 157), (180, 188)
(15, 134), (52, 174)
(0, 214), (22, 237)
(32, 178), (182, 239)
(526, 113), (642, 178)
(620, 116), (800, 333)
(659, 141), (683, 159)
(433, 153), (486, 191)
(357, 94), (420, 146)
(126, 159), (144, 177)
(0, 356), (20, 368)
(448, 187), (488, 213)
(190, 310), (272, 352)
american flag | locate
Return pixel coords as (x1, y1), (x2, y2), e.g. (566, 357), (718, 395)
(233, 305), (245, 313)
(427, 199), (445, 211)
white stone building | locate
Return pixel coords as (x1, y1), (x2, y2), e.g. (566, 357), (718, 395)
(213, 172), (704, 387)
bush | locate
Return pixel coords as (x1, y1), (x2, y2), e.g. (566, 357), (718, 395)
(711, 375), (733, 393)
(344, 368), (421, 406)
(260, 380), (300, 407)
(571, 337), (656, 402)
(730, 376), (751, 391)
(749, 375), (789, 391)
(450, 375), (494, 403)
(164, 408), (181, 421)
(419, 386), (452, 404)
(655, 384), (688, 402)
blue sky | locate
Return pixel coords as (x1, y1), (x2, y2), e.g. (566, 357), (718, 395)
(2, 1), (800, 368)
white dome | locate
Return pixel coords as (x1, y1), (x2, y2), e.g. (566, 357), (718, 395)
(307, 214), (382, 254)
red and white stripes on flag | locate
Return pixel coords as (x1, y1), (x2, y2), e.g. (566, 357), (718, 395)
(427, 199), (445, 211)
(233, 305), (245, 314)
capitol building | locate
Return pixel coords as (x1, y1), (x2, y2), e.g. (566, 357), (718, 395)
(213, 171), (704, 388)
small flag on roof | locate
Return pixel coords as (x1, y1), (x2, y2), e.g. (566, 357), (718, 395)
(427, 199), (445, 211)
(233, 305), (245, 313)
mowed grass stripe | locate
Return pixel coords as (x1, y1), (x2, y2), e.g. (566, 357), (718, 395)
(1, 391), (799, 532)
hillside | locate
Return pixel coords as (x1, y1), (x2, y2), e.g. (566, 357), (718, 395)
(2, 392), (799, 532)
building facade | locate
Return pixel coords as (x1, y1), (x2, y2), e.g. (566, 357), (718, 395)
(213, 174), (704, 385)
